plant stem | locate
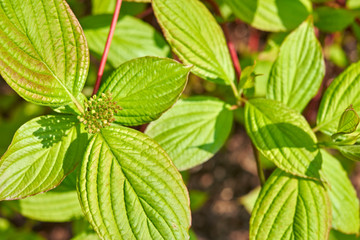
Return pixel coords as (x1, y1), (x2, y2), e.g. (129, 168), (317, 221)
(92, 0), (123, 96)
(136, 7), (153, 19)
(251, 143), (265, 186)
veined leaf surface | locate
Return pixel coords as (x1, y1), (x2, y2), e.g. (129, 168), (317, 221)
(0, 0), (89, 106)
(225, 0), (312, 32)
(267, 19), (325, 112)
(8, 169), (83, 222)
(245, 98), (322, 179)
(78, 125), (191, 240)
(98, 57), (190, 126)
(317, 61), (360, 134)
(320, 150), (359, 234)
(250, 169), (331, 240)
(0, 115), (88, 200)
(153, 0), (235, 85)
(146, 97), (233, 170)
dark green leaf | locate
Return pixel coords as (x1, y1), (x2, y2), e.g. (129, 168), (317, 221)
(314, 7), (356, 33)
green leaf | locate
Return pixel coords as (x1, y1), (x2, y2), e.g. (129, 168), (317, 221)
(348, 0), (360, 9)
(314, 7), (356, 33)
(81, 15), (170, 68)
(91, 0), (148, 15)
(153, 0), (235, 85)
(316, 61), (360, 135)
(250, 169), (331, 240)
(337, 145), (360, 161)
(7, 169), (83, 222)
(320, 150), (360, 234)
(245, 98), (322, 179)
(189, 190), (208, 211)
(267, 19), (325, 112)
(239, 187), (261, 214)
(0, 0), (89, 106)
(78, 125), (191, 240)
(146, 97), (233, 170)
(225, 0), (312, 32)
(0, 115), (88, 200)
(238, 64), (257, 96)
(98, 57), (191, 126)
(336, 105), (360, 134)
(330, 229), (360, 240)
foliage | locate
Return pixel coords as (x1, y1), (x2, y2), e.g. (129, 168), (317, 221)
(0, 0), (360, 239)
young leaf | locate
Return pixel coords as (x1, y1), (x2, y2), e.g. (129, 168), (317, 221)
(267, 19), (325, 112)
(320, 150), (359, 234)
(245, 99), (322, 179)
(314, 7), (356, 33)
(146, 97), (233, 170)
(224, 0), (312, 32)
(250, 169), (331, 240)
(81, 15), (170, 68)
(238, 64), (257, 95)
(153, 0), (235, 85)
(0, 0), (89, 106)
(7, 169), (83, 222)
(91, 0), (149, 15)
(239, 187), (261, 214)
(78, 125), (191, 240)
(334, 105), (360, 136)
(0, 115), (88, 200)
(98, 57), (191, 126)
(317, 61), (360, 135)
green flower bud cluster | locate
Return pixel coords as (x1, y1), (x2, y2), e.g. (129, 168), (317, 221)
(77, 92), (121, 134)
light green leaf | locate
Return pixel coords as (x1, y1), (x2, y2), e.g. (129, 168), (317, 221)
(78, 125), (191, 240)
(98, 57), (191, 126)
(336, 105), (360, 134)
(146, 97), (233, 170)
(348, 0), (360, 9)
(91, 0), (149, 15)
(320, 150), (359, 234)
(0, 0), (89, 106)
(0, 115), (88, 200)
(314, 7), (356, 33)
(81, 15), (170, 68)
(316, 61), (360, 135)
(245, 98), (322, 179)
(239, 187), (261, 214)
(250, 169), (331, 240)
(153, 0), (235, 85)
(7, 169), (83, 222)
(267, 19), (325, 112)
(225, 0), (312, 32)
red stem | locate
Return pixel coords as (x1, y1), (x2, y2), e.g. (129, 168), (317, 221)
(92, 0), (123, 96)
(222, 24), (241, 81)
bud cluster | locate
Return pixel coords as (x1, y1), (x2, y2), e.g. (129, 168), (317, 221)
(77, 92), (122, 134)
